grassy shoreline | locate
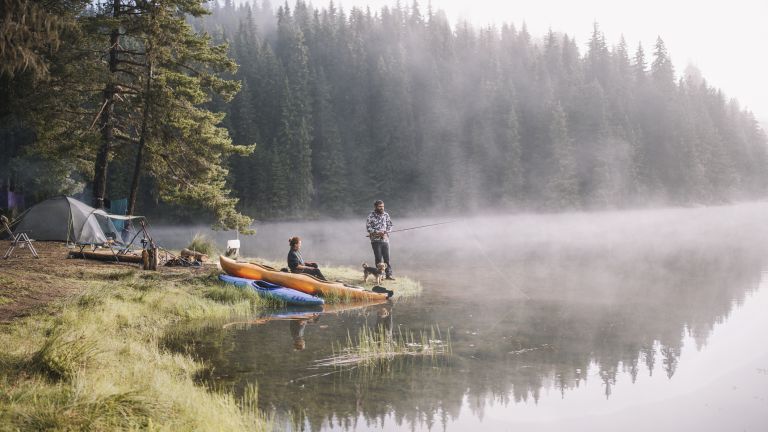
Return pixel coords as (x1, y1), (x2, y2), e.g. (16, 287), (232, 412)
(0, 253), (420, 430)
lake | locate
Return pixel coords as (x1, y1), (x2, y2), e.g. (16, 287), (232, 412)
(156, 203), (768, 431)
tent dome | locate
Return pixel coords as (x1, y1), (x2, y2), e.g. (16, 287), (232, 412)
(15, 196), (120, 243)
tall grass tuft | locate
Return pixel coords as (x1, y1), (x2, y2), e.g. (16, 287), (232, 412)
(183, 268), (226, 287)
(206, 283), (257, 304)
(103, 270), (137, 281)
(238, 382), (273, 429)
(75, 289), (108, 308)
(315, 325), (451, 369)
(239, 383), (259, 415)
(26, 330), (100, 382)
(10, 381), (162, 431)
(128, 280), (157, 292)
(205, 280), (286, 309)
(187, 232), (218, 256)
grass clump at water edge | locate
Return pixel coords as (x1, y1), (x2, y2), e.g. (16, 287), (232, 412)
(204, 278), (287, 309)
(315, 325), (451, 369)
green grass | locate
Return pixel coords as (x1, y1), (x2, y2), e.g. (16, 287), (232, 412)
(204, 280), (286, 310)
(0, 257), (424, 430)
(0, 274), (19, 297)
(0, 268), (270, 431)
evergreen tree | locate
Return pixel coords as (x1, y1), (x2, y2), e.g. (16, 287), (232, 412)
(651, 37), (675, 92)
(0, 0), (83, 80)
(13, 1), (763, 219)
(269, 92), (293, 214)
(490, 87), (524, 205)
(543, 102), (579, 208)
(275, 6), (314, 214)
(22, 0), (253, 229)
(311, 69), (349, 214)
(585, 23), (610, 86)
(633, 43), (648, 84)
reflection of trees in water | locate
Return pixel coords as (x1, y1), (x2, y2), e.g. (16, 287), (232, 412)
(175, 244), (766, 431)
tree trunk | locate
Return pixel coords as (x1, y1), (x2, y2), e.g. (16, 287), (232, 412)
(92, 0), (120, 209)
(128, 60), (153, 216)
(127, 131), (145, 216)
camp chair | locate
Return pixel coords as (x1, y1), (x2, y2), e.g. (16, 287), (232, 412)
(1, 215), (39, 259)
(225, 239), (240, 258)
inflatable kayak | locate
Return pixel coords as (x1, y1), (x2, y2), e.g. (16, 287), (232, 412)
(219, 256), (390, 301)
(218, 274), (325, 306)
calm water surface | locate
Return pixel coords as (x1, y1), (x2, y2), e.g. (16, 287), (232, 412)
(157, 204), (768, 431)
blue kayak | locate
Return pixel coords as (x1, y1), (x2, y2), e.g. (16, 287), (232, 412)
(218, 274), (325, 306)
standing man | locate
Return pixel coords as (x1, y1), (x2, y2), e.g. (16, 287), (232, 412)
(366, 200), (395, 280)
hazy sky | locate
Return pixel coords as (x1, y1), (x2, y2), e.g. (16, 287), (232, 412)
(332, 0), (768, 120)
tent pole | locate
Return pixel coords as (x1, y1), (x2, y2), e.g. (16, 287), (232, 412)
(120, 218), (145, 252)
(66, 198), (73, 246)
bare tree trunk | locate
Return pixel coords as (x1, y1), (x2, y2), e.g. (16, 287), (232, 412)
(92, 0), (120, 209)
(128, 60), (152, 216)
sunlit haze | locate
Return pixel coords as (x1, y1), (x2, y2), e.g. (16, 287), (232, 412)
(3, 1), (768, 429)
(334, 0), (768, 120)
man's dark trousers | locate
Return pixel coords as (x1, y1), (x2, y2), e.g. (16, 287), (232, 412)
(371, 240), (393, 278)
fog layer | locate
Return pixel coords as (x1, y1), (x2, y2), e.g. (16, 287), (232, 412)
(166, 202), (768, 431)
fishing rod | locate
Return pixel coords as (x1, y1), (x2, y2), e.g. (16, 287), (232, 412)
(365, 220), (457, 237)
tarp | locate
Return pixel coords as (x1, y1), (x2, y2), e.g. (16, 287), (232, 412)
(0, 191), (24, 209)
(108, 198), (128, 231)
(14, 196), (143, 244)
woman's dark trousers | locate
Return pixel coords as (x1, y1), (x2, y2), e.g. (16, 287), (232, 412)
(300, 267), (327, 281)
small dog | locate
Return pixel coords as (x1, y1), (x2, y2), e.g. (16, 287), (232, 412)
(362, 262), (387, 284)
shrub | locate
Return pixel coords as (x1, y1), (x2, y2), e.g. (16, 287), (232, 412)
(187, 233), (218, 256)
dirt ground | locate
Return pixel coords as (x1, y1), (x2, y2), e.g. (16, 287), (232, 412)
(0, 242), (109, 323)
(0, 241), (209, 324)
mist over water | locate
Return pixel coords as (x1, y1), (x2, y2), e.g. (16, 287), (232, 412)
(158, 202), (768, 431)
(154, 201), (768, 290)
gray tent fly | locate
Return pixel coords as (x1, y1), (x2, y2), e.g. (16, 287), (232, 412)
(15, 196), (144, 245)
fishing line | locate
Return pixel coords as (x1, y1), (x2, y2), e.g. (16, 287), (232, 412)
(465, 224), (530, 300)
(365, 220), (457, 237)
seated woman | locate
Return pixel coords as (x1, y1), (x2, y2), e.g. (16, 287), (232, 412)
(287, 236), (327, 281)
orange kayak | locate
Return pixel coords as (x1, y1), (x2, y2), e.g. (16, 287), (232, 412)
(219, 256), (389, 301)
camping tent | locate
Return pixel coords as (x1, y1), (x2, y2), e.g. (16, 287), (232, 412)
(15, 196), (143, 244)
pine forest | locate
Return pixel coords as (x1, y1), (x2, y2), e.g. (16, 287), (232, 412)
(2, 0), (766, 225)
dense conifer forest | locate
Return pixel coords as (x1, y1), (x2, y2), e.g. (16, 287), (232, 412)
(200, 0), (768, 218)
(1, 0), (766, 224)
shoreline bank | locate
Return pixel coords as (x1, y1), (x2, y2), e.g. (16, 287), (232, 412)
(0, 242), (419, 430)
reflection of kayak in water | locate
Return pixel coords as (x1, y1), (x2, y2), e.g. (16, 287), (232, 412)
(218, 274), (324, 306)
(222, 298), (388, 329)
(319, 299), (388, 314)
(220, 256), (390, 301)
(222, 307), (322, 329)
